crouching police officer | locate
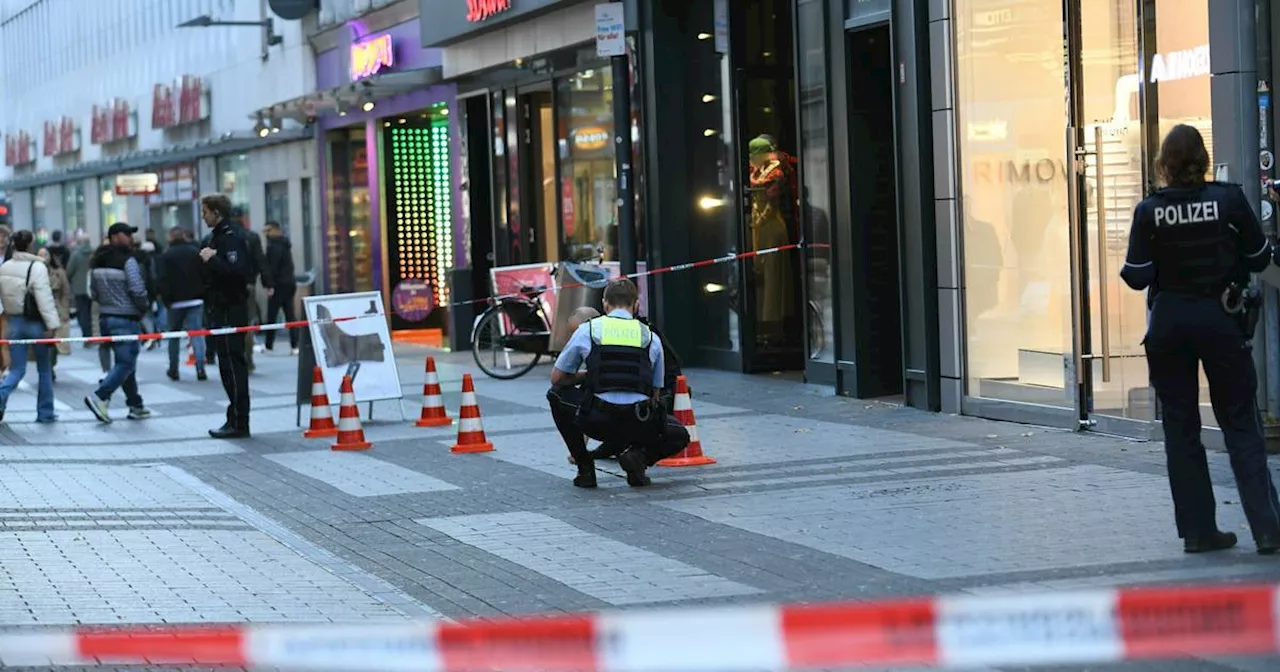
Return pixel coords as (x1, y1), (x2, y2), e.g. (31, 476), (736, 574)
(1122, 124), (1280, 556)
(547, 278), (690, 488)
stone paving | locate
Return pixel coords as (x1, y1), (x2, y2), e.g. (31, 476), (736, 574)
(0, 339), (1277, 671)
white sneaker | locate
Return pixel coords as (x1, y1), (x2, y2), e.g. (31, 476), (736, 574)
(290, 348), (300, 356)
(84, 395), (111, 424)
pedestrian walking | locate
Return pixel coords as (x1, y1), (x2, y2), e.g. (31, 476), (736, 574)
(237, 209), (267, 371)
(262, 221), (298, 353)
(159, 226), (207, 381)
(36, 247), (72, 381)
(0, 230), (61, 423)
(200, 195), (253, 438)
(44, 230), (70, 270)
(0, 224), (11, 377)
(66, 231), (93, 345)
(83, 223), (152, 423)
(1121, 124), (1280, 556)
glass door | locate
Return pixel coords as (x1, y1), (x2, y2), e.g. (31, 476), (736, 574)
(1066, 0), (1156, 437)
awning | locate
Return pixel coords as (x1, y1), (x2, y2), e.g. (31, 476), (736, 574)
(250, 67), (444, 124)
(0, 127), (314, 192)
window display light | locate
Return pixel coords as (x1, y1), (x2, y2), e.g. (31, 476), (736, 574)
(387, 111), (453, 312)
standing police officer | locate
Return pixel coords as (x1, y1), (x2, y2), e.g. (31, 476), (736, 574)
(1122, 124), (1280, 555)
(199, 194), (253, 439)
(547, 278), (690, 488)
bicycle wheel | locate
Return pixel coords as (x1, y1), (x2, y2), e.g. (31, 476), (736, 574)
(472, 303), (545, 380)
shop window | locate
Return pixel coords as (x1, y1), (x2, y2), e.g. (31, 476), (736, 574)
(796, 0), (834, 363)
(556, 67), (617, 262)
(300, 177), (315, 272)
(265, 180), (290, 231)
(99, 176), (127, 243)
(217, 154), (251, 224)
(325, 128), (373, 294)
(61, 180), (86, 238)
(383, 107), (455, 333)
(32, 186), (49, 236)
(957, 1), (1073, 405)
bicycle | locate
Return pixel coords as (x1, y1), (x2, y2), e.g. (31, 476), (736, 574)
(471, 282), (555, 380)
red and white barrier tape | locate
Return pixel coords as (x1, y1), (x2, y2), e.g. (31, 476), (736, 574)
(0, 243), (821, 347)
(0, 583), (1277, 670)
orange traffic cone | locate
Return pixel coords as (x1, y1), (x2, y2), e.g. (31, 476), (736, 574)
(450, 373), (494, 453)
(303, 366), (339, 438)
(415, 357), (452, 428)
(657, 375), (715, 467)
(331, 375), (372, 451)
(184, 344), (196, 367)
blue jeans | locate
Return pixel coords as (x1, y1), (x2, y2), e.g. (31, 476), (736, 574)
(95, 316), (143, 408)
(167, 305), (207, 372)
(0, 316), (55, 421)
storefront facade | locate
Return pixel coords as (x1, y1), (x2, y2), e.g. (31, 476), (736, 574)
(421, 0), (645, 350)
(0, 0), (317, 283)
(312, 13), (460, 346)
(786, 0), (1262, 431)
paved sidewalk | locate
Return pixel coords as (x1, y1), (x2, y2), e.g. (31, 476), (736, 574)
(0, 342), (1277, 671)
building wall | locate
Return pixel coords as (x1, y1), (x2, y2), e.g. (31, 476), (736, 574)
(0, 0), (315, 183)
(248, 140), (320, 276)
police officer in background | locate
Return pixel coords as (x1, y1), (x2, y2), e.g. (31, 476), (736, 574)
(1122, 124), (1280, 556)
(548, 278), (690, 488)
(199, 194), (253, 439)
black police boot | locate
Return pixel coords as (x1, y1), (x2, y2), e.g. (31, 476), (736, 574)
(618, 448), (651, 487)
(1256, 535), (1280, 556)
(573, 464), (597, 489)
(1183, 531), (1238, 553)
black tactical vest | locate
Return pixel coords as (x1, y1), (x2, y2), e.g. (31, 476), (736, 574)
(584, 316), (654, 397)
(1149, 183), (1243, 296)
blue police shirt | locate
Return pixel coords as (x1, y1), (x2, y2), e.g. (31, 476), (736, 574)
(553, 309), (665, 405)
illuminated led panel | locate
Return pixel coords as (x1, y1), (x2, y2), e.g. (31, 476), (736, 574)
(389, 116), (453, 309)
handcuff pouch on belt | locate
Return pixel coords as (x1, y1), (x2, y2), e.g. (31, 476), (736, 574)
(1222, 282), (1262, 339)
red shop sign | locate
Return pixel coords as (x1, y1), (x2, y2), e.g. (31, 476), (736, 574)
(466, 0), (512, 23)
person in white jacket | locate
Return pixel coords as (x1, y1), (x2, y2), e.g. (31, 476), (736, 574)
(0, 230), (61, 423)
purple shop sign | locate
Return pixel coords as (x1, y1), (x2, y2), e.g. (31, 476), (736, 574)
(393, 279), (436, 322)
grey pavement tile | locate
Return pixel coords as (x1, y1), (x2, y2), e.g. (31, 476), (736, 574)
(418, 511), (761, 605)
(263, 450), (460, 497)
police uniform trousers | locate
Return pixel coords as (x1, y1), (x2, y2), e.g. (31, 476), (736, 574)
(207, 302), (252, 431)
(547, 385), (689, 467)
(1145, 293), (1280, 542)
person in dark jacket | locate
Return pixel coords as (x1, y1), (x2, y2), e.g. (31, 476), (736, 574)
(66, 232), (94, 345)
(262, 221), (298, 352)
(45, 230), (71, 270)
(232, 208), (268, 371)
(200, 195), (254, 438)
(83, 223), (152, 424)
(159, 227), (208, 382)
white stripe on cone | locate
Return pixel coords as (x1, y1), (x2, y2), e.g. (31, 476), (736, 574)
(674, 393), (692, 412)
(460, 391), (478, 408)
(457, 417), (484, 433)
(425, 371), (440, 385)
(422, 395), (444, 409)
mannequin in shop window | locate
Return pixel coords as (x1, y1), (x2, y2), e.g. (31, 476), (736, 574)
(747, 135), (798, 347)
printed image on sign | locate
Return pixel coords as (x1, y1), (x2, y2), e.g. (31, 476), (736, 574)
(392, 279), (435, 322)
(595, 3), (626, 57)
(303, 291), (403, 406)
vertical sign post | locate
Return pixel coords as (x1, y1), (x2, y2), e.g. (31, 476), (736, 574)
(596, 3), (635, 276)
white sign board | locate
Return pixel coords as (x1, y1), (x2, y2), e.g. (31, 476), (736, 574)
(595, 3), (625, 57)
(303, 292), (403, 406)
(115, 173), (159, 195)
